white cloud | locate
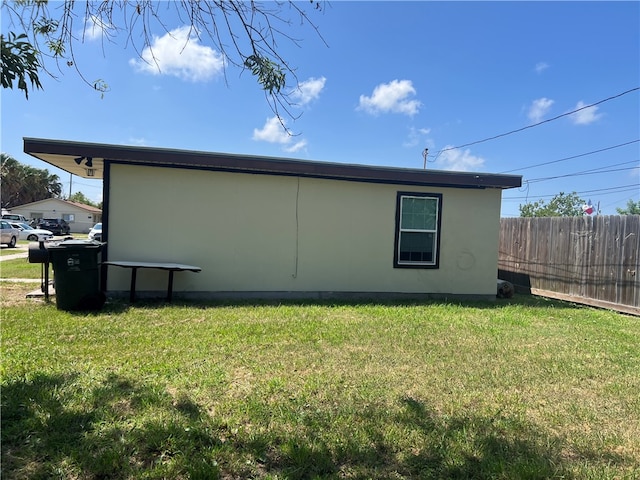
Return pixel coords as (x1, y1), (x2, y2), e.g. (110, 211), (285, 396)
(291, 77), (326, 106)
(129, 26), (224, 82)
(403, 126), (432, 148)
(433, 147), (485, 172)
(569, 101), (602, 125)
(253, 116), (307, 153)
(127, 137), (148, 146)
(83, 15), (113, 41)
(535, 62), (549, 74)
(253, 117), (290, 144)
(528, 97), (554, 123)
(358, 79), (421, 116)
(284, 139), (308, 153)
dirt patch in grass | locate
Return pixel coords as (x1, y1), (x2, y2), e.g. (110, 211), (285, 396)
(0, 282), (44, 307)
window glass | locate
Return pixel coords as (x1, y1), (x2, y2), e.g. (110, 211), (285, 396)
(399, 231), (435, 263)
(395, 193), (442, 268)
(401, 197), (437, 230)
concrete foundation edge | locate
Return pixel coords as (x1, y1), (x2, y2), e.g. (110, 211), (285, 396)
(106, 290), (498, 302)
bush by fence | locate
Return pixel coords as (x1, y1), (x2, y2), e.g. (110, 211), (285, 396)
(498, 215), (639, 314)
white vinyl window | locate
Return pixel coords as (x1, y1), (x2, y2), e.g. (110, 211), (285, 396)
(394, 193), (442, 268)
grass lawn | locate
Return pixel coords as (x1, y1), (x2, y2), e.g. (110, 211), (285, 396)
(0, 243), (28, 256)
(1, 281), (639, 479)
(0, 257), (41, 278)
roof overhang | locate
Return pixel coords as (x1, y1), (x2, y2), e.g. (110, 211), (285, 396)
(23, 137), (522, 190)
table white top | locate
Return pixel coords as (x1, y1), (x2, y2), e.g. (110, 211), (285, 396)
(103, 261), (201, 272)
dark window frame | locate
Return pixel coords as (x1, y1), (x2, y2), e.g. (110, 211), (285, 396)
(393, 191), (443, 269)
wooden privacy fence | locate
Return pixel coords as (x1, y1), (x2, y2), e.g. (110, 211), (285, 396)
(498, 215), (639, 315)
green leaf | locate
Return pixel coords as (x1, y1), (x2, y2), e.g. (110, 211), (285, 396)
(244, 54), (286, 95)
(1, 31), (43, 99)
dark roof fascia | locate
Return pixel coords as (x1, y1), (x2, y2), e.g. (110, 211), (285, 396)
(23, 137), (522, 190)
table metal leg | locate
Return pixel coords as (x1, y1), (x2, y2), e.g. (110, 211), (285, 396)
(43, 261), (50, 302)
(167, 270), (174, 302)
(130, 267), (138, 303)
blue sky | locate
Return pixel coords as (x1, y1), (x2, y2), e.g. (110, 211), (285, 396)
(2, 1), (639, 217)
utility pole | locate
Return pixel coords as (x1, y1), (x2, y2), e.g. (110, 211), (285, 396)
(68, 173), (72, 199)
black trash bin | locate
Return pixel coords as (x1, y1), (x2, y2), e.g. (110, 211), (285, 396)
(48, 240), (105, 311)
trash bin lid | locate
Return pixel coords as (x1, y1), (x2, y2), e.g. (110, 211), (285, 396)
(48, 239), (103, 250)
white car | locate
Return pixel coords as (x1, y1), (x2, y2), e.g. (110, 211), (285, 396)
(0, 220), (19, 247)
(10, 222), (54, 242)
(88, 222), (102, 241)
(2, 214), (28, 222)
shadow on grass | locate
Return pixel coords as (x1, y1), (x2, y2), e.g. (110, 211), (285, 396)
(95, 293), (584, 313)
(3, 372), (633, 479)
(215, 293), (586, 311)
(1, 372), (221, 479)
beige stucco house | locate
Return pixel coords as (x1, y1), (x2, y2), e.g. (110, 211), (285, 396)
(24, 137), (521, 301)
(9, 198), (102, 233)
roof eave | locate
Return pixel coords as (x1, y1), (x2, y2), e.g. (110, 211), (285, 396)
(23, 137), (522, 190)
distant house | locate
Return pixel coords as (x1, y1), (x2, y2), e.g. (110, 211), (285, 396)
(24, 137), (521, 301)
(10, 198), (101, 233)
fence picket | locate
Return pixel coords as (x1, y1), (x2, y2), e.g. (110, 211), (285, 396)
(499, 215), (639, 313)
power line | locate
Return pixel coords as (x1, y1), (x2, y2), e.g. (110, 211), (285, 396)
(524, 161), (639, 184)
(600, 194), (640, 211)
(571, 159), (639, 173)
(503, 183), (639, 201)
(432, 87), (639, 159)
(499, 139), (639, 174)
(60, 180), (102, 188)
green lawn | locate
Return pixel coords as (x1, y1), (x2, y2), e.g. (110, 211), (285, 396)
(0, 243), (28, 256)
(1, 286), (639, 479)
(0, 257), (40, 278)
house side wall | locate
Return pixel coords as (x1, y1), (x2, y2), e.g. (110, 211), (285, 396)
(106, 164), (502, 297)
(10, 199), (101, 233)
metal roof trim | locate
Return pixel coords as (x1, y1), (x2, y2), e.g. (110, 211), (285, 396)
(23, 137), (522, 189)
